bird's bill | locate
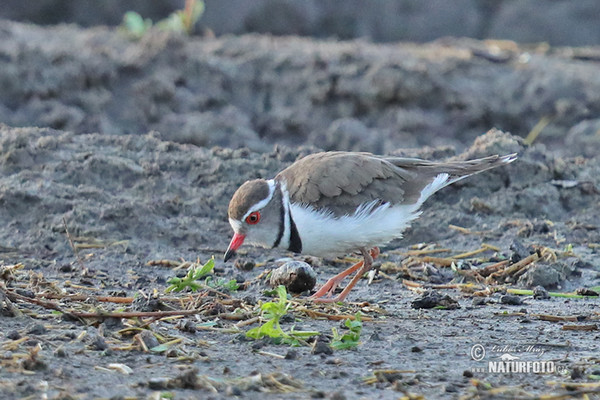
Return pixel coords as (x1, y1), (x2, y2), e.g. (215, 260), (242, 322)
(224, 232), (246, 262)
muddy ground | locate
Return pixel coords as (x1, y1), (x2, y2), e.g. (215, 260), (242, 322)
(0, 20), (600, 400)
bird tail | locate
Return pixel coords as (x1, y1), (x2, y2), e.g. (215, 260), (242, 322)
(413, 153), (517, 205)
(442, 153), (517, 186)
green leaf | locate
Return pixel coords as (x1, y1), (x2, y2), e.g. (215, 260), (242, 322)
(149, 343), (171, 353)
(122, 11), (152, 38)
(165, 257), (216, 293)
(331, 312), (362, 350)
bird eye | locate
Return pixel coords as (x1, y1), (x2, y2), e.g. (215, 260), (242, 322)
(245, 211), (261, 225)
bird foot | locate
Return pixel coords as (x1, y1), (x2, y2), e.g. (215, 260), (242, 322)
(308, 263), (362, 300)
(308, 247), (380, 302)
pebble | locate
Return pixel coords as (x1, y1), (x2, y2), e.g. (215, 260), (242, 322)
(54, 346), (67, 358)
(270, 261), (317, 293)
(411, 291), (460, 310)
(285, 349), (298, 360)
(234, 258), (255, 271)
(312, 340), (333, 355)
(472, 297), (488, 306)
(500, 295), (523, 305)
(533, 285), (551, 300)
(89, 334), (108, 351)
(7, 330), (21, 340)
(27, 323), (48, 335)
(148, 377), (170, 390)
(329, 391), (346, 400)
(226, 385), (243, 396)
(139, 330), (159, 349)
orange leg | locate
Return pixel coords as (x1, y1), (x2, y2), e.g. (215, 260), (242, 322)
(310, 247), (379, 303)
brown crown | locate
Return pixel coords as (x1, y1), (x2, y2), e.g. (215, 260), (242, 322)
(228, 179), (270, 220)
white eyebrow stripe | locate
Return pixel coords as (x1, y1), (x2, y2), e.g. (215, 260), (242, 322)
(242, 179), (276, 220)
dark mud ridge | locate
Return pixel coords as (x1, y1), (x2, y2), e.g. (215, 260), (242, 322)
(0, 20), (599, 400)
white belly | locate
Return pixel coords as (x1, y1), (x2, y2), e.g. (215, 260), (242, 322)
(287, 173), (452, 257)
(289, 201), (422, 257)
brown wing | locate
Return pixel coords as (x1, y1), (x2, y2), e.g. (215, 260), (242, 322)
(276, 152), (413, 216)
(276, 152), (513, 216)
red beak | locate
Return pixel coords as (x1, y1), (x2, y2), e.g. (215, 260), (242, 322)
(224, 233), (245, 262)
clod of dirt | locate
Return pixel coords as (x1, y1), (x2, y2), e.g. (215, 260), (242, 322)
(138, 330), (160, 350)
(518, 261), (578, 289)
(533, 286), (551, 300)
(472, 297), (489, 306)
(270, 261), (317, 293)
(500, 295), (524, 305)
(148, 377), (170, 390)
(172, 368), (201, 389)
(131, 293), (165, 312)
(411, 291), (460, 310)
(176, 320), (197, 334)
(312, 336), (333, 355)
(509, 240), (534, 263)
(88, 334), (108, 351)
(234, 258), (256, 271)
(6, 330), (20, 340)
(26, 323), (47, 335)
(576, 288), (600, 296)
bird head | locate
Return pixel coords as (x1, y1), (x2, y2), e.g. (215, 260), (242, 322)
(224, 179), (281, 261)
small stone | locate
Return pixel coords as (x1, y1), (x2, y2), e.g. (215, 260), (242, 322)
(206, 301), (226, 315)
(54, 347), (68, 358)
(571, 366), (584, 379)
(139, 330), (160, 349)
(411, 290), (460, 310)
(472, 297), (488, 306)
(7, 330), (21, 340)
(411, 346), (422, 353)
(533, 286), (551, 300)
(329, 391), (346, 400)
(312, 340), (333, 356)
(16, 289), (35, 298)
(88, 335), (108, 351)
(270, 261), (317, 294)
(285, 350), (298, 360)
(463, 370), (474, 378)
(27, 323), (48, 335)
(234, 258), (255, 271)
(148, 377), (170, 390)
(509, 240), (531, 263)
(576, 287), (599, 296)
(500, 295), (523, 305)
(176, 320), (197, 333)
(226, 385), (243, 396)
(59, 264), (74, 273)
(444, 383), (459, 392)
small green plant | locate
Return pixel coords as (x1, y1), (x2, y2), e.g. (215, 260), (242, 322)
(246, 286), (318, 345)
(121, 11), (153, 39)
(331, 312), (363, 350)
(121, 0), (205, 39)
(166, 258), (238, 293)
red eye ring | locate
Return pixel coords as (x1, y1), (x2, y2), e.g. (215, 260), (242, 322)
(245, 211), (261, 225)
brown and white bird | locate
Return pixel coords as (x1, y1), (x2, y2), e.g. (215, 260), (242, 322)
(224, 151), (516, 302)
